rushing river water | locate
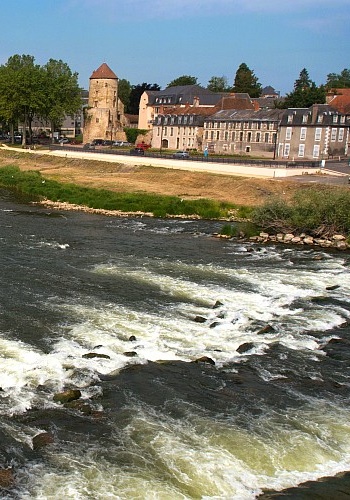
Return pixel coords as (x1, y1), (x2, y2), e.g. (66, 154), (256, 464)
(1, 188), (350, 499)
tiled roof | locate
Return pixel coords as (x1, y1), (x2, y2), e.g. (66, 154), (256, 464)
(327, 88), (350, 114)
(90, 63), (118, 80)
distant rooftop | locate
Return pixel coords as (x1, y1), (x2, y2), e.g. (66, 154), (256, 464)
(90, 63), (118, 80)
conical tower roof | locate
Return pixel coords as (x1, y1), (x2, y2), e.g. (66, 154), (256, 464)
(90, 63), (118, 80)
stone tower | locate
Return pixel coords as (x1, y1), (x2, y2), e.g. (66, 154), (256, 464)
(83, 63), (125, 143)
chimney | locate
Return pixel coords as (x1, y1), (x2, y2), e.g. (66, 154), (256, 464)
(193, 96), (199, 107)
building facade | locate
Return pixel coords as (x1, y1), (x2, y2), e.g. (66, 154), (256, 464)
(203, 109), (284, 157)
(276, 105), (349, 160)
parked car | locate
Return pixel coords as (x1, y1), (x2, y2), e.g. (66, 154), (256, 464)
(113, 141), (132, 147)
(130, 148), (145, 156)
(91, 138), (104, 146)
(59, 137), (70, 144)
(82, 143), (95, 150)
(173, 151), (190, 159)
(103, 140), (113, 146)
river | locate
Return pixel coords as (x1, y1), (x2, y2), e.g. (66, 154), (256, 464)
(1, 188), (350, 499)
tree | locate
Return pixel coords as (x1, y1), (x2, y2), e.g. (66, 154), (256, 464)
(118, 78), (131, 111)
(128, 83), (161, 115)
(41, 59), (82, 142)
(283, 68), (326, 108)
(232, 63), (262, 97)
(326, 68), (350, 89)
(166, 75), (198, 87)
(0, 54), (43, 145)
(207, 76), (230, 92)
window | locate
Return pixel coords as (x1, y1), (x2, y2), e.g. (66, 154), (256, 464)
(315, 128), (322, 141)
(286, 127), (292, 140)
(264, 133), (269, 143)
(300, 127), (307, 140)
(211, 131), (214, 139)
(189, 116), (194, 124)
(332, 115), (338, 124)
(231, 132), (235, 141)
(170, 127), (173, 136)
(313, 145), (320, 158)
(339, 128), (344, 141)
(331, 128), (337, 141)
(298, 144), (305, 157)
(269, 123), (274, 130)
(284, 144), (290, 157)
(224, 131), (228, 140)
(157, 127), (160, 136)
(205, 131), (208, 139)
(287, 115), (293, 123)
(183, 116), (188, 124)
(302, 115), (308, 123)
(95, 118), (99, 123)
(340, 116), (345, 124)
(216, 131), (220, 140)
(317, 114), (323, 123)
(239, 131), (243, 141)
(247, 132), (252, 142)
(256, 132), (260, 142)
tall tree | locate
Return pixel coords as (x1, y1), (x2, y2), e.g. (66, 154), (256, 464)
(41, 59), (82, 142)
(167, 75), (198, 87)
(283, 68), (325, 108)
(232, 63), (262, 97)
(207, 76), (230, 92)
(326, 68), (350, 89)
(118, 78), (131, 111)
(0, 54), (43, 145)
(128, 83), (160, 115)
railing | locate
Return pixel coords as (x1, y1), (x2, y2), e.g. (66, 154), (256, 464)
(49, 145), (322, 169)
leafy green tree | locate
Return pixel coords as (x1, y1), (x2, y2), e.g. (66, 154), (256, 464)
(207, 76), (230, 92)
(118, 78), (131, 111)
(128, 83), (161, 115)
(326, 68), (350, 89)
(124, 127), (147, 144)
(41, 59), (82, 142)
(166, 75), (198, 87)
(0, 54), (43, 145)
(283, 68), (325, 108)
(232, 63), (262, 97)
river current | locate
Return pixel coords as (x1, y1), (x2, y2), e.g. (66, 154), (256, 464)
(1, 188), (350, 499)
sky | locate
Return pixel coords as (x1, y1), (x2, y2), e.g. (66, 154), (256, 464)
(0, 0), (349, 96)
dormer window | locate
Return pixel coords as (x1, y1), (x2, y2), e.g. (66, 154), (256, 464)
(317, 115), (323, 123)
(287, 115), (293, 123)
(333, 115), (338, 123)
(302, 115), (308, 123)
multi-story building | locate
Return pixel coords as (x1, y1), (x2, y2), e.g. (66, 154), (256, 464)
(151, 93), (257, 151)
(276, 104), (349, 160)
(203, 108), (284, 156)
(138, 84), (224, 132)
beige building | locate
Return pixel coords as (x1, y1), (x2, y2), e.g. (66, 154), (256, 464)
(83, 63), (127, 143)
(277, 104), (349, 160)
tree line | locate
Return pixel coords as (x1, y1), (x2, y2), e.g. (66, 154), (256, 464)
(0, 54), (81, 145)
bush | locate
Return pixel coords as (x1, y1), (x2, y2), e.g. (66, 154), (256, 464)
(252, 188), (350, 237)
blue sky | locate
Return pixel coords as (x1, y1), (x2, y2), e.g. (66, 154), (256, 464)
(1, 0), (349, 95)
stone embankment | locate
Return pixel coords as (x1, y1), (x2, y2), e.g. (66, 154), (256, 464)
(216, 231), (349, 250)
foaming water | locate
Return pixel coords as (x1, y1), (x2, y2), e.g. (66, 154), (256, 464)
(1, 194), (350, 498)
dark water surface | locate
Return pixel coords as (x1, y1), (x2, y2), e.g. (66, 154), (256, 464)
(1, 189), (350, 499)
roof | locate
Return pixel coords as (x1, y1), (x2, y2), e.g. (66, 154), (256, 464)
(327, 88), (350, 114)
(208, 108), (285, 122)
(148, 84), (222, 107)
(90, 63), (118, 80)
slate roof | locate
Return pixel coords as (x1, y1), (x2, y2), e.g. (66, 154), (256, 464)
(207, 108), (285, 122)
(147, 84), (222, 106)
(90, 63), (118, 80)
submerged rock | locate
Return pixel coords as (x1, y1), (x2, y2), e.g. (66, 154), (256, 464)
(32, 432), (54, 450)
(193, 356), (215, 365)
(82, 352), (110, 359)
(0, 468), (14, 488)
(53, 389), (81, 404)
